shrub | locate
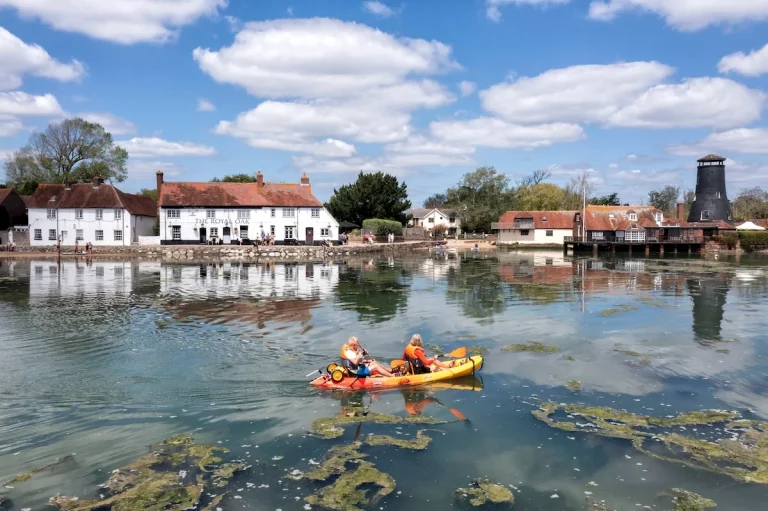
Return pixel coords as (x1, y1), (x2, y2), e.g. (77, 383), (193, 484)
(738, 231), (768, 249)
(432, 224), (447, 238)
(713, 231), (738, 249)
(362, 219), (403, 236)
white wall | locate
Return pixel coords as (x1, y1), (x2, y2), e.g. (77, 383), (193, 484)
(497, 228), (571, 245)
(132, 215), (156, 242)
(158, 206), (339, 244)
(411, 209), (460, 232)
(28, 208), (150, 246)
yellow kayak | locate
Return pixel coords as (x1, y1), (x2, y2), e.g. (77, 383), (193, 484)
(310, 356), (484, 390)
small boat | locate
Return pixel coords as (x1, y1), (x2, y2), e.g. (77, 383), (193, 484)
(310, 355), (484, 390)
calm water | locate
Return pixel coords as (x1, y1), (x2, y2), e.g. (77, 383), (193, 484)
(1, 251), (768, 510)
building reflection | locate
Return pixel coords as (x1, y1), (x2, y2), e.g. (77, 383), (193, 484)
(687, 277), (731, 341)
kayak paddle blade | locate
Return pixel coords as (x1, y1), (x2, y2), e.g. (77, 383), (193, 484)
(448, 347), (467, 358)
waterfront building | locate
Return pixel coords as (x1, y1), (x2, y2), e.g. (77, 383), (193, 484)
(406, 208), (461, 235)
(0, 188), (28, 247)
(689, 154), (732, 223)
(492, 211), (576, 245)
(156, 171), (339, 245)
(26, 177), (157, 246)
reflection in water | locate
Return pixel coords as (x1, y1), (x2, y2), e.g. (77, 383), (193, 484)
(1, 252), (768, 511)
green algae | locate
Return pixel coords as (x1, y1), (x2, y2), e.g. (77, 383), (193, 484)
(305, 443), (367, 481)
(637, 296), (677, 309)
(667, 488), (716, 510)
(468, 345), (489, 356)
(501, 341), (560, 353)
(599, 304), (639, 316)
(311, 411), (444, 440)
(428, 344), (446, 356)
(567, 380), (583, 392)
(4, 455), (74, 485)
(211, 463), (247, 487)
(364, 430), (432, 450)
(187, 443), (228, 472)
(564, 355), (576, 361)
(199, 493), (225, 511)
(533, 403), (768, 485)
(716, 348), (730, 354)
(614, 349), (652, 365)
(455, 479), (514, 507)
(306, 461), (395, 511)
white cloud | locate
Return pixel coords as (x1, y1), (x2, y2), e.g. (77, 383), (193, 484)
(486, 0), (571, 22)
(669, 128), (768, 156)
(458, 80), (476, 97)
(0, 91), (63, 117)
(0, 116), (24, 137)
(363, 1), (397, 17)
(480, 61), (674, 124)
(0, 27), (85, 91)
(197, 99), (216, 112)
(614, 169), (680, 183)
(127, 160), (182, 180)
(117, 137), (217, 158)
(0, 0), (227, 44)
(607, 77), (765, 129)
(193, 18), (459, 99)
(719, 43), (768, 77)
(588, 0), (768, 31)
(608, 162), (619, 169)
(429, 117), (585, 149)
(79, 112), (136, 135)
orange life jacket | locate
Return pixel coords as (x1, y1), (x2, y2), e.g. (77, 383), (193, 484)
(403, 343), (427, 371)
(340, 343), (361, 369)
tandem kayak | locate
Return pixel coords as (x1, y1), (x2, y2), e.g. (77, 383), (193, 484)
(310, 355), (484, 390)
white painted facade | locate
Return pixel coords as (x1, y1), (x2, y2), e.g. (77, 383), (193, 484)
(28, 207), (155, 246)
(497, 228), (572, 245)
(158, 206), (339, 245)
(409, 208), (461, 233)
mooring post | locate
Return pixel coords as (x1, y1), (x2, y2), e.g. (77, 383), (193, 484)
(659, 245), (664, 256)
(645, 244), (650, 256)
(592, 243), (598, 257)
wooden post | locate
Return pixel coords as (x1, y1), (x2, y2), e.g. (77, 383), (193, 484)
(592, 243), (598, 257)
(628, 245), (632, 256)
(645, 244), (650, 256)
(688, 244), (692, 255)
(659, 245), (664, 256)
(611, 245), (616, 257)
(673, 245), (678, 255)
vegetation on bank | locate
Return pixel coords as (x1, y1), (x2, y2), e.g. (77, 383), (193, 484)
(713, 231), (768, 250)
(361, 218), (403, 236)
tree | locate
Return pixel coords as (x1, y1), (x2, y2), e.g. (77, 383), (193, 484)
(4, 118), (127, 188)
(515, 183), (568, 211)
(517, 169), (551, 187)
(732, 187), (768, 219)
(325, 171), (411, 226)
(648, 185), (680, 215)
(210, 174), (258, 183)
(445, 166), (513, 232)
(590, 193), (621, 206)
(423, 193), (447, 209)
(682, 189), (696, 219)
(138, 188), (158, 201)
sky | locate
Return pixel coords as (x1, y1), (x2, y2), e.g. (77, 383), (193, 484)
(1, 0), (768, 206)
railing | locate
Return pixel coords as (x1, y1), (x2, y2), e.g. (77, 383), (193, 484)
(565, 236), (705, 244)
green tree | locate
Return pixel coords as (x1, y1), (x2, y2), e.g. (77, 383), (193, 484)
(325, 171), (411, 225)
(515, 183), (568, 211)
(732, 187), (768, 219)
(445, 166), (513, 232)
(4, 118), (127, 188)
(138, 188), (158, 201)
(648, 185), (680, 215)
(682, 189), (696, 219)
(590, 193), (621, 206)
(423, 193), (447, 208)
(210, 174), (258, 183)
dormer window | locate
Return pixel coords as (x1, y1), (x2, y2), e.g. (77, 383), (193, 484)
(575, 214), (581, 221)
(542, 216), (547, 221)
(654, 212), (663, 223)
(629, 213), (637, 221)
(701, 210), (711, 221)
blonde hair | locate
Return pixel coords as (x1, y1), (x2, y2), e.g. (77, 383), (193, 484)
(410, 334), (423, 347)
(348, 336), (359, 345)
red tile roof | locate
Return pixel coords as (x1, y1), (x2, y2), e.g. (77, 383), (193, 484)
(0, 188), (12, 203)
(158, 182), (322, 208)
(583, 206), (661, 231)
(27, 183), (157, 217)
(496, 211), (577, 229)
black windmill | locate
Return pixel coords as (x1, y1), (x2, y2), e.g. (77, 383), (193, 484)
(688, 154), (732, 223)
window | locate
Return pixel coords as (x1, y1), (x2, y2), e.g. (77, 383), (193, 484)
(270, 208), (276, 218)
(172, 226), (181, 240)
(75, 209), (83, 220)
(654, 213), (663, 223)
(542, 216), (548, 222)
(546, 230), (553, 237)
(76, 229), (84, 240)
(629, 213), (637, 221)
(48, 229), (57, 240)
(96, 209), (103, 220)
(592, 231), (604, 240)
(240, 226), (249, 238)
(311, 208), (320, 218)
(207, 210), (216, 219)
(575, 214), (581, 221)
(34, 229), (42, 240)
(283, 208), (295, 218)
(167, 209), (180, 218)
(47, 209), (56, 219)
(626, 230), (645, 242)
(115, 209), (122, 220)
(715, 191), (721, 199)
(428, 217), (434, 223)
(61, 230), (67, 240)
(270, 225), (275, 236)
(285, 226), (295, 239)
(520, 229), (530, 236)
(449, 216), (456, 223)
(210, 227), (218, 237)
(321, 228), (330, 237)
(238, 210), (249, 219)
(114, 230), (123, 242)
(95, 230), (104, 241)
(701, 210), (712, 221)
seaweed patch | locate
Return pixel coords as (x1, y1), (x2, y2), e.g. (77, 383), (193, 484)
(305, 461), (395, 511)
(455, 479), (514, 507)
(501, 342), (560, 354)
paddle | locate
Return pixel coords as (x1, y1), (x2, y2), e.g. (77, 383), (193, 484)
(390, 346), (468, 369)
(433, 396), (468, 422)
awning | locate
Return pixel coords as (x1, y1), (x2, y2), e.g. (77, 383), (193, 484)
(736, 221), (766, 231)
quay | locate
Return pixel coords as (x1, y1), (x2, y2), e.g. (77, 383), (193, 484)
(564, 236), (705, 256)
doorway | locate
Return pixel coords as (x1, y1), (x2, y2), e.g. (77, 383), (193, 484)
(223, 226), (231, 244)
(306, 227), (314, 245)
(200, 227), (207, 244)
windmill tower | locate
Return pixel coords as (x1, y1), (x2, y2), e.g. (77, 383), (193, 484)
(688, 154), (732, 223)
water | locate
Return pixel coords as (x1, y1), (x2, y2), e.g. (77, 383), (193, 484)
(1, 251), (768, 510)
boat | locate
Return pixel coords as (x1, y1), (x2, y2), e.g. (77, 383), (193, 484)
(310, 355), (484, 390)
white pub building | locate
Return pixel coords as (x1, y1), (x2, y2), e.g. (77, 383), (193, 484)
(157, 171), (339, 245)
(27, 177), (158, 246)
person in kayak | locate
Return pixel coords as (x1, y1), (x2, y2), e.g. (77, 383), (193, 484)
(340, 337), (394, 377)
(402, 334), (451, 374)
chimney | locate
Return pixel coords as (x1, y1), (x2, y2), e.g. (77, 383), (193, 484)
(677, 202), (685, 221)
(256, 171), (264, 187)
(156, 170), (164, 196)
(92, 175), (104, 188)
(300, 172), (310, 192)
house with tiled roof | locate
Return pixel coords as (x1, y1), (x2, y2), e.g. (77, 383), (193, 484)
(492, 211), (577, 245)
(156, 171), (339, 245)
(406, 207), (461, 235)
(27, 177), (158, 246)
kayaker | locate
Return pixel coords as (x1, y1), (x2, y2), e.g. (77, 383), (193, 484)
(402, 334), (451, 374)
(340, 337), (394, 377)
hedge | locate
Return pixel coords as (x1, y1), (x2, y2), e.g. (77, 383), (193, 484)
(738, 231), (768, 249)
(362, 219), (403, 236)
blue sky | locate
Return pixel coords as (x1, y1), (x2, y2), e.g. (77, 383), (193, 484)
(1, 0), (768, 206)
